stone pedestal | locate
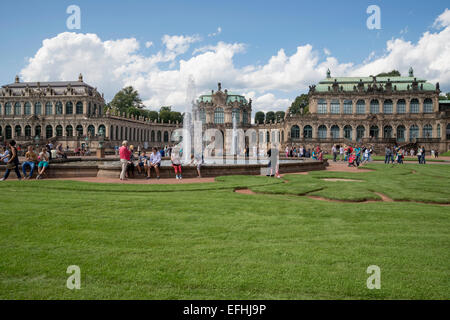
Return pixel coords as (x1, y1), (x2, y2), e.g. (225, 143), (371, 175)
(96, 148), (105, 158)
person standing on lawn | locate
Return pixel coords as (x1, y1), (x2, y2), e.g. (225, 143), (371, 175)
(0, 140), (22, 181)
(119, 140), (131, 181)
(332, 145), (337, 162)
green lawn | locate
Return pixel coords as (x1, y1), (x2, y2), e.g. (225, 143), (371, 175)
(441, 151), (450, 156)
(0, 164), (449, 299)
(324, 154), (447, 162)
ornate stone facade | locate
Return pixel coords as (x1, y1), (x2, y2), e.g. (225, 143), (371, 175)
(0, 75), (181, 150)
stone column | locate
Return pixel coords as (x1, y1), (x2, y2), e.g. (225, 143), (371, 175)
(352, 126), (357, 142)
(32, 101), (36, 115)
(83, 100), (88, 115)
(406, 99), (411, 113)
(339, 99), (344, 115)
(312, 125), (317, 139)
(393, 100), (397, 114)
(419, 99), (424, 113)
(326, 99), (331, 114)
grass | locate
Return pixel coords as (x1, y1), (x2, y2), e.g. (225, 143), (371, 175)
(441, 151), (450, 156)
(324, 154), (447, 162)
(0, 164), (449, 299)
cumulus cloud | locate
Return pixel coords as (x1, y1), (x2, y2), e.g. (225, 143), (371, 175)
(20, 9), (450, 114)
(145, 41), (153, 48)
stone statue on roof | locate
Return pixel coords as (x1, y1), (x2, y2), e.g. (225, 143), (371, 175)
(409, 67), (414, 77)
(326, 69), (331, 78)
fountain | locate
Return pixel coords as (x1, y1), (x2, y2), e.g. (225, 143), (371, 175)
(182, 76), (196, 164)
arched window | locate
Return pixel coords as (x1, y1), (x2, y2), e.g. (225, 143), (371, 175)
(370, 126), (379, 138)
(15, 125), (22, 137)
(199, 109), (206, 124)
(214, 107), (224, 124)
(151, 130), (155, 142)
(115, 126), (119, 140)
(266, 131), (270, 142)
(98, 125), (106, 136)
(331, 125), (340, 139)
(76, 125), (83, 136)
(66, 125), (73, 137)
(87, 125), (95, 136)
(157, 131), (161, 142)
(56, 125), (63, 137)
(356, 100), (365, 114)
(0, 126), (2, 137)
(330, 100), (340, 114)
(383, 125), (392, 139)
(45, 125), (53, 139)
(344, 125), (352, 140)
(397, 99), (406, 114)
(35, 102), (42, 115)
(120, 127), (123, 140)
(370, 99), (379, 114)
(318, 125), (327, 139)
(45, 102), (52, 115)
(423, 124), (432, 138)
(232, 108), (240, 123)
(281, 131), (284, 142)
(383, 99), (393, 114)
(396, 125), (405, 142)
(303, 125), (312, 139)
(343, 100), (352, 114)
(66, 101), (73, 114)
(76, 101), (83, 114)
(55, 101), (63, 115)
(437, 124), (441, 138)
(243, 110), (248, 124)
(14, 102), (21, 115)
(318, 99), (327, 114)
(410, 125), (419, 141)
(5, 102), (12, 115)
(164, 131), (169, 142)
(35, 125), (41, 137)
(291, 125), (300, 139)
(356, 125), (365, 141)
(24, 102), (32, 115)
(5, 125), (12, 139)
(446, 124), (450, 140)
(25, 125), (32, 137)
(423, 98), (433, 113)
(410, 99), (419, 113)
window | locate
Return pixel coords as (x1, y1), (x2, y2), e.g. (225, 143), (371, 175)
(76, 125), (83, 136)
(214, 107), (224, 124)
(98, 125), (106, 136)
(199, 109), (206, 123)
(370, 99), (379, 114)
(383, 126), (392, 139)
(318, 125), (327, 139)
(331, 125), (339, 139)
(397, 99), (406, 113)
(151, 131), (155, 142)
(410, 99), (419, 113)
(423, 124), (432, 138)
(5, 102), (12, 115)
(5, 125), (12, 139)
(24, 102), (32, 115)
(15, 125), (22, 137)
(318, 99), (327, 114)
(232, 108), (240, 123)
(370, 126), (379, 138)
(66, 125), (73, 137)
(303, 125), (312, 139)
(0, 126), (2, 136)
(383, 100), (393, 114)
(266, 131), (270, 142)
(356, 100), (365, 114)
(35, 102), (42, 115)
(291, 125), (300, 139)
(343, 100), (352, 114)
(447, 124), (450, 140)
(437, 124), (440, 138)
(87, 125), (95, 136)
(356, 125), (365, 141)
(45, 102), (53, 115)
(397, 125), (405, 142)
(25, 125), (31, 137)
(157, 131), (161, 142)
(243, 110), (248, 124)
(164, 131), (169, 142)
(35, 125), (41, 137)
(76, 101), (83, 114)
(330, 100), (340, 114)
(56, 125), (63, 137)
(14, 102), (21, 115)
(344, 125), (352, 140)
(55, 101), (63, 115)
(410, 125), (419, 141)
(423, 98), (433, 113)
(66, 102), (73, 114)
(46, 125), (53, 139)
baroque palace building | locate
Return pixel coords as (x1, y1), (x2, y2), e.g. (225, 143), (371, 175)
(0, 74), (181, 150)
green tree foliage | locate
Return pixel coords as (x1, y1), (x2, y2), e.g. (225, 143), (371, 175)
(438, 92), (450, 100)
(265, 111), (275, 123)
(110, 86), (143, 112)
(275, 111), (285, 122)
(288, 94), (309, 115)
(375, 70), (401, 77)
(159, 106), (183, 123)
(254, 111), (265, 124)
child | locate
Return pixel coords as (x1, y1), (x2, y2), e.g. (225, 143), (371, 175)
(137, 152), (148, 175)
(348, 153), (357, 167)
(190, 153), (203, 178)
(36, 147), (50, 179)
(171, 148), (182, 179)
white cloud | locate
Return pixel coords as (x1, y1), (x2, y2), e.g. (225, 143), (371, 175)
(433, 8), (450, 29)
(208, 27), (222, 37)
(400, 26), (408, 35)
(145, 41), (153, 48)
(323, 48), (331, 56)
(20, 9), (450, 114)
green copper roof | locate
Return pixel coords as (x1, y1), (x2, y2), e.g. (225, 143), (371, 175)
(197, 94), (247, 104)
(439, 100), (450, 104)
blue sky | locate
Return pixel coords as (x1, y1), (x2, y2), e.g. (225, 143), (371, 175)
(1, 0), (449, 111)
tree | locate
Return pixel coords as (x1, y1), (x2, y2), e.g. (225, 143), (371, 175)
(288, 94), (309, 115)
(439, 92), (450, 100)
(265, 111), (275, 123)
(375, 70), (401, 77)
(158, 106), (183, 123)
(109, 86), (143, 113)
(275, 111), (285, 122)
(254, 111), (265, 124)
